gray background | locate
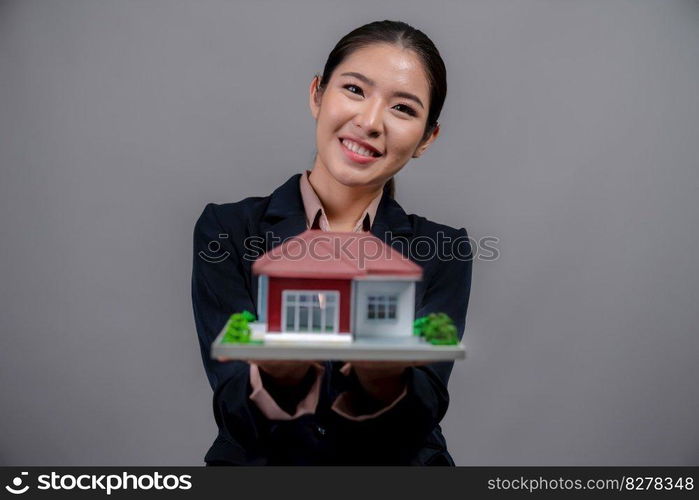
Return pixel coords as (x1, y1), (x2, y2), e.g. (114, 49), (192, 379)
(1, 0), (698, 466)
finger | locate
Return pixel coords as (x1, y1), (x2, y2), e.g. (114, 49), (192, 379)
(216, 356), (254, 363)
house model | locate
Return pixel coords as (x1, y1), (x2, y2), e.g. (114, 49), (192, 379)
(251, 229), (423, 344)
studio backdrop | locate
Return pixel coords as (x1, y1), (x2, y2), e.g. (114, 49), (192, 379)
(1, 0), (698, 465)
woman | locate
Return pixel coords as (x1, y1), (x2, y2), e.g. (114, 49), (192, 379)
(192, 20), (472, 465)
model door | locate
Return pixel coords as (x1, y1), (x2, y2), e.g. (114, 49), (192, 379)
(282, 290), (339, 333)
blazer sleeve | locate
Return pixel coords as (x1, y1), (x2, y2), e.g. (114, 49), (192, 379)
(192, 203), (257, 392)
(192, 203), (270, 462)
(331, 227), (473, 462)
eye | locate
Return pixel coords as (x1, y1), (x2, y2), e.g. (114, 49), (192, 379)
(393, 103), (417, 117)
(343, 84), (364, 96)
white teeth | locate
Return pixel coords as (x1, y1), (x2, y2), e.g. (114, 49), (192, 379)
(342, 139), (378, 158)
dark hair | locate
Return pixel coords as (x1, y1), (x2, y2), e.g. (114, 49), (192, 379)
(317, 20), (448, 199)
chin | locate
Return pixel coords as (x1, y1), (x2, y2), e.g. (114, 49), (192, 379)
(327, 163), (377, 188)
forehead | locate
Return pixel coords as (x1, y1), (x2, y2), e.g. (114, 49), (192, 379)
(333, 44), (430, 98)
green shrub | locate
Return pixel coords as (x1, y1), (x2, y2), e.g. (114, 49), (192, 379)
(240, 310), (256, 323)
(222, 310), (257, 344)
(412, 312), (459, 345)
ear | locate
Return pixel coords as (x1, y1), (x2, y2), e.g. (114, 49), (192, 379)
(412, 123), (440, 158)
(309, 75), (323, 120)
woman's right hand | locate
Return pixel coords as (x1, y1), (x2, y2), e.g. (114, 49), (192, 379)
(216, 357), (315, 386)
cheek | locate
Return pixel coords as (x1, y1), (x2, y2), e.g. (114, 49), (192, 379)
(387, 122), (425, 157)
(318, 95), (353, 132)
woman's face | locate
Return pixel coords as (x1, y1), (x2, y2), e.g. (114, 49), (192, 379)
(309, 43), (439, 190)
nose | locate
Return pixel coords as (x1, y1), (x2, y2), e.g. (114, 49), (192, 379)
(353, 97), (383, 137)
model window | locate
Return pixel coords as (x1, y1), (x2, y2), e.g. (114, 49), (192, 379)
(283, 291), (338, 333)
(367, 294), (398, 320)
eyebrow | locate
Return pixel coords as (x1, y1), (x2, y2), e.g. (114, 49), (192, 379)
(340, 71), (425, 109)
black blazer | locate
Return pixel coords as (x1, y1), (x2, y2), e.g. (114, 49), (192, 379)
(191, 173), (472, 465)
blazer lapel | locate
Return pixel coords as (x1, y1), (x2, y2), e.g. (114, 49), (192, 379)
(370, 190), (414, 252)
(258, 173), (308, 252)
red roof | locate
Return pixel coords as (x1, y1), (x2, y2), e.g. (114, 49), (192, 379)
(253, 230), (422, 280)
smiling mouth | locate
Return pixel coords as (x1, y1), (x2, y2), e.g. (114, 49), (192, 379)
(339, 138), (382, 158)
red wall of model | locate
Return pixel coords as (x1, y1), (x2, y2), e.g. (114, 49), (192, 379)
(267, 277), (352, 333)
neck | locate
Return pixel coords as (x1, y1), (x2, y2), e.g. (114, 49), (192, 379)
(307, 161), (384, 230)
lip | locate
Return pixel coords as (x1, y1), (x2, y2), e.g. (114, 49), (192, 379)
(338, 137), (382, 165)
(339, 136), (382, 156)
